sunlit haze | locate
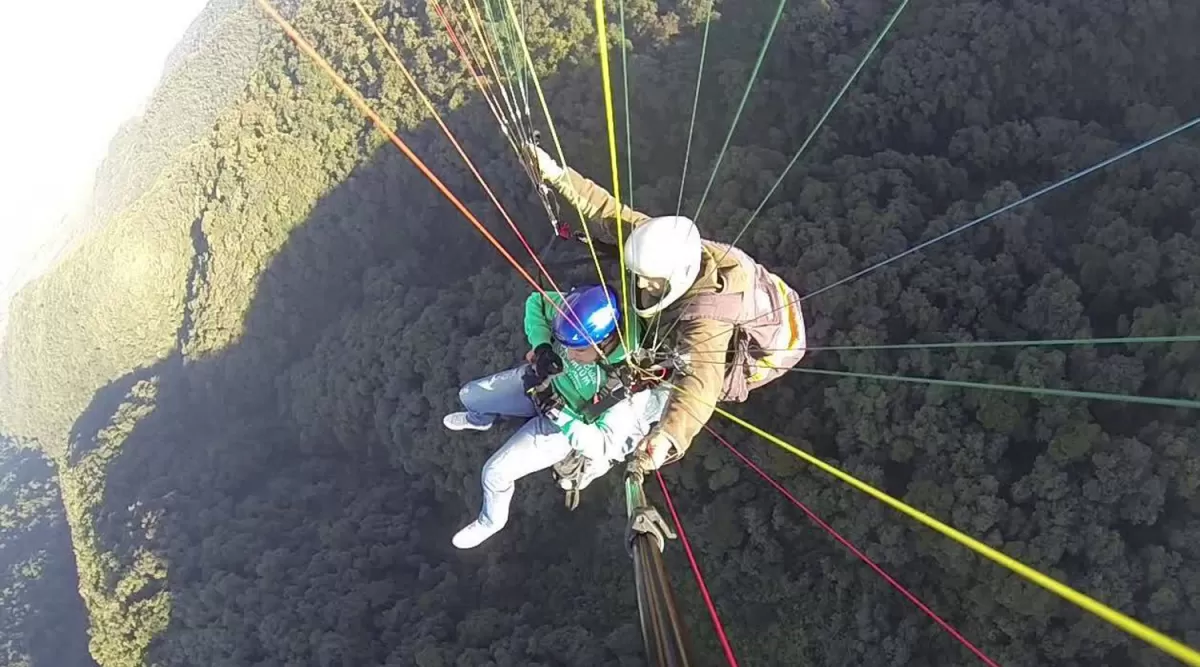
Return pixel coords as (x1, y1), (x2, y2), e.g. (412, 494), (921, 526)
(0, 0), (210, 308)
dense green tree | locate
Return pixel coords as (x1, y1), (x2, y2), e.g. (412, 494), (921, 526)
(0, 437), (94, 666)
(2, 0), (1200, 665)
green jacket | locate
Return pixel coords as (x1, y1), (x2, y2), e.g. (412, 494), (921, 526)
(523, 291), (642, 432)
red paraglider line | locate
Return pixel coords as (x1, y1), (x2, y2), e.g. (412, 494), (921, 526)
(431, 0), (520, 142)
(655, 471), (739, 667)
(703, 425), (1002, 667)
(255, 0), (610, 351)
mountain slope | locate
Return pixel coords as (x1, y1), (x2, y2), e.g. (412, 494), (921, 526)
(1, 0), (1199, 666)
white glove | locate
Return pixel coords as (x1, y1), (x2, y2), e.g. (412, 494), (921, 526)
(530, 144), (565, 182)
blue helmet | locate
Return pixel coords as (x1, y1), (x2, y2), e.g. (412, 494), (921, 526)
(552, 285), (621, 349)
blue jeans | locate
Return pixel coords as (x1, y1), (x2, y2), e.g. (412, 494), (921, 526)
(458, 364), (538, 424)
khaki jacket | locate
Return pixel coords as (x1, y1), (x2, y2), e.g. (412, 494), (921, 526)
(548, 167), (756, 454)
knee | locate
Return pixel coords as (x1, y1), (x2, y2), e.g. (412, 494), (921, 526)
(458, 382), (476, 408)
(481, 459), (511, 492)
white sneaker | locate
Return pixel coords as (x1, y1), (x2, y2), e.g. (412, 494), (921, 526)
(443, 412), (494, 431)
(452, 519), (502, 549)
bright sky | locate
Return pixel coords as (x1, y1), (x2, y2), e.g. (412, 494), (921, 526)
(0, 0), (210, 301)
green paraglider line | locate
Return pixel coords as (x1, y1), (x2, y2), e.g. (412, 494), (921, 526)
(657, 0), (907, 362)
(480, 0), (523, 119)
(680, 359), (1200, 409)
(807, 334), (1200, 352)
(802, 116), (1200, 302)
(675, 0), (715, 218)
(669, 334), (1200, 356)
(718, 0), (910, 258)
(618, 0), (635, 208)
(677, 116), (1200, 355)
(661, 0), (908, 358)
(692, 0), (789, 222)
(795, 367), (1200, 409)
(460, 0), (530, 149)
(655, 0), (715, 362)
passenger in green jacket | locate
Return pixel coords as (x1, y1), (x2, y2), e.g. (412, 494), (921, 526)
(444, 285), (663, 549)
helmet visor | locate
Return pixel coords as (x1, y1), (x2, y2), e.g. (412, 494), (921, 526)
(635, 274), (673, 313)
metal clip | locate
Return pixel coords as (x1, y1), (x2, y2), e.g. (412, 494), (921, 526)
(627, 505), (677, 555)
(554, 452), (585, 511)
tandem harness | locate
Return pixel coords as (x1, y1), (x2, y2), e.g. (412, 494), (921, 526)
(534, 355), (676, 511)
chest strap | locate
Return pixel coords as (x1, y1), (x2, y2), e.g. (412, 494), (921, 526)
(580, 362), (672, 422)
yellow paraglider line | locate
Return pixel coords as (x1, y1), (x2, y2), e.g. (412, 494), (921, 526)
(497, 0), (630, 357)
(591, 0), (633, 351)
(663, 381), (1200, 666)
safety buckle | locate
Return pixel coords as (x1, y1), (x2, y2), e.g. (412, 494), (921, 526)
(626, 504), (677, 555)
(524, 376), (563, 416)
(658, 349), (692, 379)
(564, 488), (580, 511)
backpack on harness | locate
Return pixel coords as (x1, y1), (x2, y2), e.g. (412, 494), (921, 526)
(675, 242), (807, 402)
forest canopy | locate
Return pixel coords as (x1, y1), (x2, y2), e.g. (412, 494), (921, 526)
(1, 0), (1199, 665)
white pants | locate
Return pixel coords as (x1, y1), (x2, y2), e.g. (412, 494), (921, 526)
(459, 366), (669, 530)
(478, 417), (577, 528)
(458, 365), (589, 529)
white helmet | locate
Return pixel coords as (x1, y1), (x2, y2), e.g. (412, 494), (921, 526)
(624, 216), (702, 317)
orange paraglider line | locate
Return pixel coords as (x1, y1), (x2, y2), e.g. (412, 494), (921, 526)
(254, 0), (592, 337)
(350, 0), (571, 303)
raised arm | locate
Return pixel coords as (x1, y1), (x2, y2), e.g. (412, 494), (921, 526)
(523, 291), (558, 349)
(533, 146), (651, 244)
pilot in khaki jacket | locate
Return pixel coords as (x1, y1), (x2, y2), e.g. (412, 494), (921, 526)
(532, 146), (808, 473)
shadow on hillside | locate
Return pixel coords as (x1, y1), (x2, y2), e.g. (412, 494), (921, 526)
(0, 447), (96, 667)
(67, 364), (160, 468)
(60, 42), (690, 665)
(56, 1), (871, 657)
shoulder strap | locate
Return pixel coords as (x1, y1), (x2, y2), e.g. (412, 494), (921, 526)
(581, 360), (629, 421)
(580, 386), (629, 422)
